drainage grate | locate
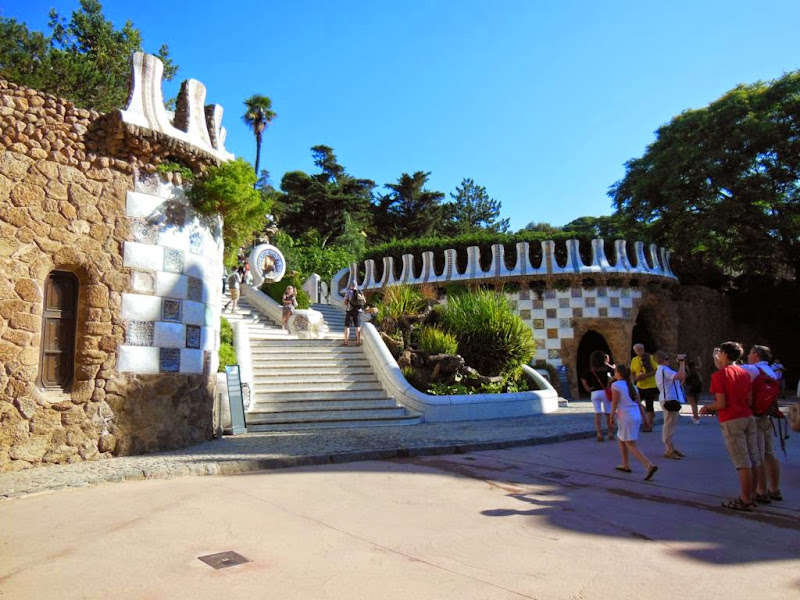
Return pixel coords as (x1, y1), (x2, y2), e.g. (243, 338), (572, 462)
(198, 551), (250, 570)
(540, 471), (569, 480)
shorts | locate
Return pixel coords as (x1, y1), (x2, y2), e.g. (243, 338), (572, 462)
(282, 305), (293, 318)
(590, 389), (611, 414)
(344, 309), (361, 327)
(638, 387), (659, 412)
(755, 416), (776, 461)
(229, 288), (240, 302)
(720, 416), (759, 470)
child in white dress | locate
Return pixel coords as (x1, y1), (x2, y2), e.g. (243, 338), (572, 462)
(611, 364), (658, 481)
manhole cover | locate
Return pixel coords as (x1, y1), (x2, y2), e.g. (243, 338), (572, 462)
(198, 551), (250, 569)
(541, 471), (569, 480)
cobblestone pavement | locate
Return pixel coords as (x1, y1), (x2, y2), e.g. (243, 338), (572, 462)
(1, 401), (671, 499)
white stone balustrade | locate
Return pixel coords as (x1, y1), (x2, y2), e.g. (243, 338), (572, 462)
(331, 238), (676, 303)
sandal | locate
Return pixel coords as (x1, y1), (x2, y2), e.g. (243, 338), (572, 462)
(644, 464), (658, 481)
(722, 498), (754, 512)
(663, 451), (682, 460)
(768, 489), (783, 501)
(342, 341), (349, 346)
(596, 436), (604, 442)
(608, 433), (615, 440)
(672, 450), (686, 458)
(642, 426), (653, 432)
(754, 493), (771, 505)
(615, 465), (632, 473)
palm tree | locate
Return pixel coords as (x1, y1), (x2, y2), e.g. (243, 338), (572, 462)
(242, 94), (276, 176)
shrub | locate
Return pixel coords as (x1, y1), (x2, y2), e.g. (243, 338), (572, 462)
(439, 290), (536, 377)
(376, 284), (428, 322)
(218, 316), (235, 372)
(417, 326), (458, 355)
(260, 274), (311, 309)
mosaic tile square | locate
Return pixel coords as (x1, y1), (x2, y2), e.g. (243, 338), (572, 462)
(203, 351), (212, 375)
(126, 320), (154, 346)
(165, 203), (186, 227)
(519, 290), (530, 301)
(187, 277), (203, 302)
(131, 271), (155, 294)
(510, 300), (518, 310)
(622, 307), (632, 318)
(135, 170), (159, 194)
(571, 288), (582, 298)
(546, 308), (557, 319)
(160, 348), (180, 373)
(533, 299), (544, 309)
(163, 299), (182, 323)
(585, 297), (596, 308)
(547, 328), (558, 339)
(611, 297), (620, 307)
(559, 318), (572, 329)
(599, 307), (608, 317)
(131, 218), (158, 245)
(533, 319), (545, 329)
(519, 309), (531, 320)
(189, 230), (203, 255)
(621, 288), (631, 298)
(544, 289), (556, 300)
(548, 349), (561, 360)
(186, 325), (201, 349)
(558, 298), (569, 308)
(572, 307), (583, 318)
(164, 248), (185, 274)
(597, 287), (607, 297)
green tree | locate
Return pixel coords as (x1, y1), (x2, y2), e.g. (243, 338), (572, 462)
(188, 158), (272, 267)
(610, 71), (800, 280)
(277, 145), (374, 244)
(562, 215), (623, 238)
(444, 178), (509, 235)
(242, 94), (276, 177)
(0, 0), (177, 112)
(520, 221), (563, 235)
(373, 171), (446, 241)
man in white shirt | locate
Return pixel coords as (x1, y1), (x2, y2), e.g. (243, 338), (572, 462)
(655, 350), (686, 460)
(741, 345), (782, 504)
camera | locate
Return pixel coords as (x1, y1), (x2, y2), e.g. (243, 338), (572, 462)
(676, 353), (687, 361)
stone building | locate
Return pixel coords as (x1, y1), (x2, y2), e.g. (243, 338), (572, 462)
(0, 53), (230, 471)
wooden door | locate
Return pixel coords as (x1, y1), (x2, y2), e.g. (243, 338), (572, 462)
(38, 272), (78, 389)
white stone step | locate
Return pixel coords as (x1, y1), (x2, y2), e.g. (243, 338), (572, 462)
(252, 366), (375, 377)
(254, 379), (383, 392)
(255, 389), (390, 402)
(245, 413), (423, 431)
(253, 373), (379, 385)
(252, 398), (399, 412)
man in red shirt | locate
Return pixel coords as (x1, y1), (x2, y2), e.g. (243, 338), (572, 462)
(700, 341), (758, 511)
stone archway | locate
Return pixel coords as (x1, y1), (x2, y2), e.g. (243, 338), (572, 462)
(575, 330), (613, 398)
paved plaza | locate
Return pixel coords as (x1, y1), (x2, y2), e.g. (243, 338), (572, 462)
(1, 406), (798, 600)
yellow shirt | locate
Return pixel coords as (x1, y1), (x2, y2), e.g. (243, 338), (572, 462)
(631, 354), (658, 389)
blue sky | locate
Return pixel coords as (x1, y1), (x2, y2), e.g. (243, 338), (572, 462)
(6, 1), (800, 231)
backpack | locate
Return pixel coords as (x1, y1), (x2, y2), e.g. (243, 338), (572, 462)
(349, 288), (365, 309)
(752, 366), (781, 417)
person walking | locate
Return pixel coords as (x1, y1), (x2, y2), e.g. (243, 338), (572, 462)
(580, 350), (615, 442)
(610, 364), (658, 481)
(741, 345), (783, 504)
(700, 341), (759, 511)
(631, 343), (658, 432)
(223, 267), (243, 313)
(281, 285), (297, 330)
(655, 350), (687, 460)
(684, 358), (703, 424)
(343, 281), (365, 346)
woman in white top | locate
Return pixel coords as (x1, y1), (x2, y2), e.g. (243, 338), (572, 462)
(611, 364), (658, 481)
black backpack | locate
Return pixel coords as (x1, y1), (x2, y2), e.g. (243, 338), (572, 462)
(350, 288), (365, 308)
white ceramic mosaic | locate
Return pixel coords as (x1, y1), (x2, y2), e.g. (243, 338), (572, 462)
(118, 175), (224, 375)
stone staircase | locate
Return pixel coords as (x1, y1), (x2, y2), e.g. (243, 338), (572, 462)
(222, 292), (420, 431)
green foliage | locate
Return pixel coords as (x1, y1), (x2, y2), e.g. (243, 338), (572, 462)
(242, 94), (276, 177)
(439, 290), (536, 377)
(0, 0), (177, 112)
(610, 70), (800, 283)
(188, 158), (272, 268)
(260, 274), (311, 309)
(218, 316), (235, 372)
(417, 326), (458, 355)
(156, 161), (194, 181)
(444, 178), (510, 235)
(376, 285), (428, 322)
(273, 231), (358, 285)
(333, 212), (366, 258)
(444, 282), (469, 298)
(372, 171), (447, 242)
(277, 146), (375, 245)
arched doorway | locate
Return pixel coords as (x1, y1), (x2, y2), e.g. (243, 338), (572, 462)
(37, 271), (78, 390)
(576, 330), (613, 397)
(631, 307), (658, 359)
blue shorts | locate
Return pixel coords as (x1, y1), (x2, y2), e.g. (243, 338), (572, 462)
(345, 309), (361, 327)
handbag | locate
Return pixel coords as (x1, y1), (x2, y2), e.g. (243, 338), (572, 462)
(593, 369), (613, 401)
(661, 369), (683, 412)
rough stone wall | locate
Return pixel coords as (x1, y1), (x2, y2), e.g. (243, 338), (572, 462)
(0, 79), (216, 472)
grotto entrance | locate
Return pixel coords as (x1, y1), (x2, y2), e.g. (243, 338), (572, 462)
(576, 330), (613, 398)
